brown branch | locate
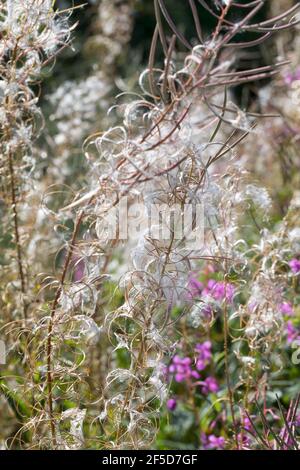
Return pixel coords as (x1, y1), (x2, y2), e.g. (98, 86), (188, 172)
(8, 149), (27, 320)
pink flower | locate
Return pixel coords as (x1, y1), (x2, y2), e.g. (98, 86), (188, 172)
(286, 320), (300, 344)
(167, 398), (177, 411)
(195, 341), (212, 371)
(201, 303), (213, 319)
(289, 259), (300, 274)
(280, 302), (294, 316)
(188, 275), (203, 299)
(201, 376), (219, 394)
(203, 280), (235, 304)
(201, 433), (225, 450)
(294, 414), (300, 427)
(168, 355), (200, 383)
(242, 416), (252, 431)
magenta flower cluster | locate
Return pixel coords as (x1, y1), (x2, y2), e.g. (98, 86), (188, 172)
(167, 340), (219, 404)
(277, 297), (299, 345)
(168, 355), (200, 383)
(203, 279), (235, 303)
(188, 274), (235, 304)
(289, 259), (300, 275)
(201, 376), (219, 394)
(201, 433), (225, 450)
(195, 340), (212, 370)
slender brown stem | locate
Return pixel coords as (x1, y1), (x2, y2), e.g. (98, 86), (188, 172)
(46, 207), (86, 448)
(223, 280), (239, 449)
(8, 149), (27, 320)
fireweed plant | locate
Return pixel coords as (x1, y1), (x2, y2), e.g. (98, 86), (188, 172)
(0, 0), (75, 448)
(0, 0), (300, 450)
(46, 0), (134, 188)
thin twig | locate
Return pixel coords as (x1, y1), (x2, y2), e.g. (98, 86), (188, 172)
(8, 149), (27, 320)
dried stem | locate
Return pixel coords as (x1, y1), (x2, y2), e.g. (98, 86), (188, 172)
(8, 149), (27, 320)
(46, 207), (86, 447)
